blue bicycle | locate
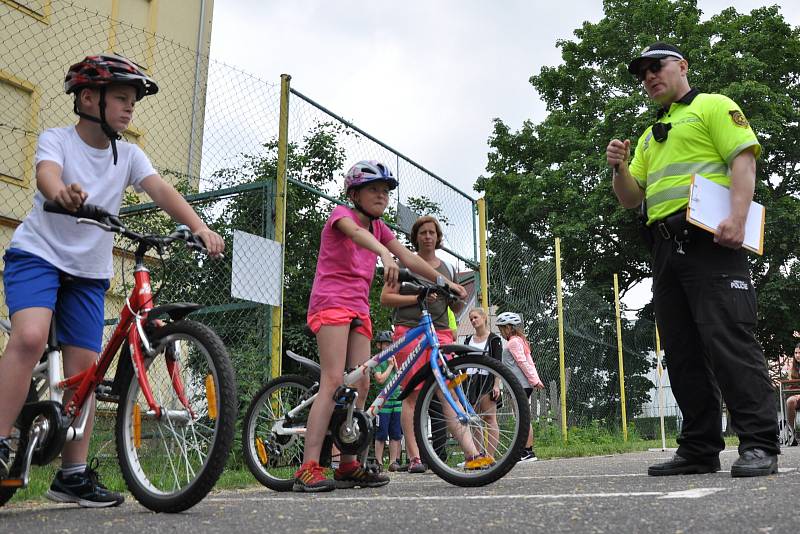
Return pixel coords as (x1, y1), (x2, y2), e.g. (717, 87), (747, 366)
(242, 270), (530, 489)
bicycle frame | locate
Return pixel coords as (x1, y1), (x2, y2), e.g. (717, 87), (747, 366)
(279, 308), (477, 436)
(30, 257), (191, 442)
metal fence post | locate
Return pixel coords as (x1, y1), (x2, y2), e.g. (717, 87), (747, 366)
(271, 73), (291, 379)
(555, 237), (567, 443)
(477, 198), (489, 311)
(613, 273), (628, 441)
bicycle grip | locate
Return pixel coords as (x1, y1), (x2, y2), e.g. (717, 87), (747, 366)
(43, 200), (112, 221)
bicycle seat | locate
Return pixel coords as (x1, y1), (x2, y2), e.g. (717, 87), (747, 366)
(286, 350), (321, 378)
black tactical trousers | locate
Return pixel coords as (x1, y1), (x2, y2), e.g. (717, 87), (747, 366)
(651, 220), (778, 460)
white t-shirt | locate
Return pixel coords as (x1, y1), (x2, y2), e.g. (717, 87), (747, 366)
(10, 126), (156, 279)
(467, 335), (489, 375)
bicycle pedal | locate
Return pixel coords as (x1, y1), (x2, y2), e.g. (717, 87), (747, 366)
(95, 382), (118, 402)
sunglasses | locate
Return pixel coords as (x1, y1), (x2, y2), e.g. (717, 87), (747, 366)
(635, 58), (681, 82)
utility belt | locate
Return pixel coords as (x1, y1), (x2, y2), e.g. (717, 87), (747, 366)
(650, 211), (691, 241)
(639, 210), (692, 253)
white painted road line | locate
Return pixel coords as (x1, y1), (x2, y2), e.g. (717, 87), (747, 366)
(208, 488), (725, 503)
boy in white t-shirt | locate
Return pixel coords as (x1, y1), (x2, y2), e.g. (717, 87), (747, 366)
(0, 54), (224, 507)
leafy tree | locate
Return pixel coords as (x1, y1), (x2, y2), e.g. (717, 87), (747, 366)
(476, 0), (800, 405)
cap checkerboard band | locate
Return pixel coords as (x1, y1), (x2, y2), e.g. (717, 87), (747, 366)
(638, 46), (683, 60)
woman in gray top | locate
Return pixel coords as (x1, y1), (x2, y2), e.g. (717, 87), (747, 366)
(380, 216), (477, 473)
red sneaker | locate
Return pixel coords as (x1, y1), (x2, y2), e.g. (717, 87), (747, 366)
(334, 460), (390, 488)
(293, 461), (336, 492)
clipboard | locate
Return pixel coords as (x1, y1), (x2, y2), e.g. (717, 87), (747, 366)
(686, 173), (765, 255)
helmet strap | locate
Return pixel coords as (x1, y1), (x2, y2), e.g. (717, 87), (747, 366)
(73, 87), (121, 165)
(351, 201), (377, 234)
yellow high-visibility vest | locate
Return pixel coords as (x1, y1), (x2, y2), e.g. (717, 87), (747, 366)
(629, 91), (760, 224)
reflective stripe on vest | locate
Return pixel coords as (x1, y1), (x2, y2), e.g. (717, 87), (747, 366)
(645, 163), (730, 221)
(646, 162), (728, 189)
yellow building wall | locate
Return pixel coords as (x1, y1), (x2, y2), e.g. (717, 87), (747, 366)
(0, 0), (215, 329)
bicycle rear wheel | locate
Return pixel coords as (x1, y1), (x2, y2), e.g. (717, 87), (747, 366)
(414, 354), (530, 487)
(115, 320), (237, 512)
(242, 374), (316, 491)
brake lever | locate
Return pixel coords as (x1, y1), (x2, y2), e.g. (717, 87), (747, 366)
(76, 217), (115, 232)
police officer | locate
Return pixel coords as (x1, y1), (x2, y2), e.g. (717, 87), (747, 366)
(607, 42), (778, 477)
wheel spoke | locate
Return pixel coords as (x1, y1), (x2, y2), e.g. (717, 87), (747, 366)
(116, 321), (235, 511)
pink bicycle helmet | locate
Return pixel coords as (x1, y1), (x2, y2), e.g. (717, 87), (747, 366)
(344, 160), (398, 193)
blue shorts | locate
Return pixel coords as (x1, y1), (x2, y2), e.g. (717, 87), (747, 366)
(3, 248), (110, 353)
(375, 410), (402, 442)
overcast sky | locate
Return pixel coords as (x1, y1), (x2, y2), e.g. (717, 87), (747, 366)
(208, 1), (799, 310)
(209, 0), (800, 199)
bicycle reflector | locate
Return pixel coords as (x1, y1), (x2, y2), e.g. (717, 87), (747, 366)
(448, 373), (469, 391)
(205, 375), (218, 419)
(133, 404), (141, 448)
(256, 438), (268, 465)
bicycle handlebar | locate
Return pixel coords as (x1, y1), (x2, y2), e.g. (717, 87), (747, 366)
(43, 200), (211, 255)
(397, 268), (461, 302)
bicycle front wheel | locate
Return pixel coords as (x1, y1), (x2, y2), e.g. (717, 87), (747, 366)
(242, 374), (316, 492)
(115, 320), (237, 512)
(414, 354), (530, 487)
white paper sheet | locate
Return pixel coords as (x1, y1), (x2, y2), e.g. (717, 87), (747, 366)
(231, 230), (283, 306)
(686, 173), (765, 254)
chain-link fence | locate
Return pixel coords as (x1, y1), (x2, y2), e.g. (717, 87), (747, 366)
(0, 1), (479, 407)
(2, 0), (684, 466)
(487, 228), (681, 441)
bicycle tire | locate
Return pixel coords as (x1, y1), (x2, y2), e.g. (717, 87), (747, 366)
(242, 374), (316, 492)
(115, 320), (237, 512)
(413, 354), (530, 487)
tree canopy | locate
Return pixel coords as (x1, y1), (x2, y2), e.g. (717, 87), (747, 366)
(476, 0), (800, 365)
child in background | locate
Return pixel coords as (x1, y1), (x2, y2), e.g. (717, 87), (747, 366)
(293, 161), (466, 492)
(372, 331), (403, 471)
(496, 312), (544, 462)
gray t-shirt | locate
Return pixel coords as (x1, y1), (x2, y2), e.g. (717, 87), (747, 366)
(10, 126), (155, 279)
(392, 258), (453, 330)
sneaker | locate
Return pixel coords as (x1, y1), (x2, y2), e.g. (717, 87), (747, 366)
(293, 461), (336, 492)
(407, 457), (427, 473)
(464, 454), (496, 470)
(334, 460), (389, 488)
(388, 461), (402, 472)
(365, 459), (383, 473)
(0, 438), (10, 479)
(519, 449), (538, 462)
(45, 460), (124, 508)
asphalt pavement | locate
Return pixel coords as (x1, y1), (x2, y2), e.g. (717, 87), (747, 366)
(2, 446), (798, 533)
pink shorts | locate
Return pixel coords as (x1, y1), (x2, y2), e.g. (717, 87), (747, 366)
(393, 325), (454, 391)
(307, 307), (373, 339)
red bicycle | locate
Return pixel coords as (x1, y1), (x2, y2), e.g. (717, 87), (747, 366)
(0, 202), (237, 512)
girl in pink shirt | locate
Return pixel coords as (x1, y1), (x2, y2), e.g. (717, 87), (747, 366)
(497, 312), (544, 462)
(294, 161), (466, 492)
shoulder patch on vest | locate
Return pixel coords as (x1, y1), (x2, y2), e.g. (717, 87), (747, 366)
(729, 110), (749, 128)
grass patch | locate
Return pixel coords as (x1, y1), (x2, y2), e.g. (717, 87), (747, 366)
(533, 421), (740, 459)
